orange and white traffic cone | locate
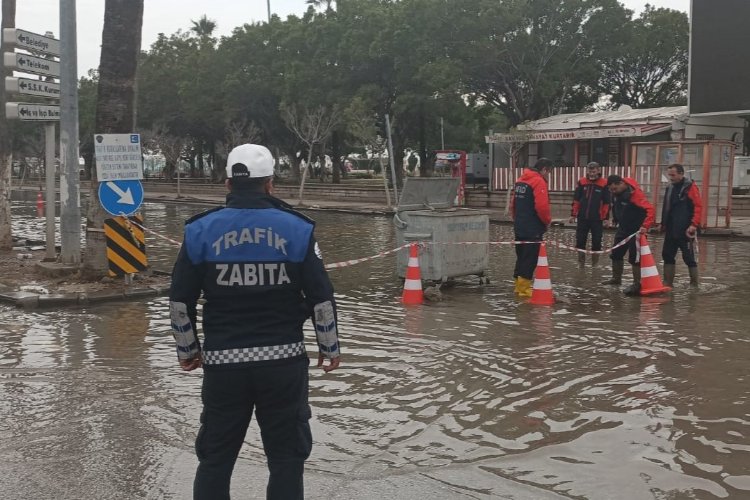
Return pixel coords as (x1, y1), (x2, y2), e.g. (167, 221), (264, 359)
(530, 243), (555, 305)
(638, 234), (671, 296)
(402, 244), (424, 305)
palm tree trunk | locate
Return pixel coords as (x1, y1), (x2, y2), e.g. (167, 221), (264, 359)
(82, 0), (144, 278)
(0, 0), (17, 250)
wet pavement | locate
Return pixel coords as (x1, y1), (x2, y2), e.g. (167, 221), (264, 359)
(1, 199), (749, 499)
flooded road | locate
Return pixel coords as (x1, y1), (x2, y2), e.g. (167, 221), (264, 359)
(2, 198), (749, 499)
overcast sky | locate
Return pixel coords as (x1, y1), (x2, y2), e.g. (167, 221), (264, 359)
(12, 0), (689, 77)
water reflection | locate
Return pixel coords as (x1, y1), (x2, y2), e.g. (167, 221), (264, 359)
(2, 198), (749, 498)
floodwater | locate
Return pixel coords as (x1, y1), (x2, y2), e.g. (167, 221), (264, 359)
(1, 196), (749, 499)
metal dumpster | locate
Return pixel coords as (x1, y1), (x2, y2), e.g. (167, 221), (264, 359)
(395, 178), (490, 282)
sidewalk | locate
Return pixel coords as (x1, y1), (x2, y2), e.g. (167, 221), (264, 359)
(145, 191), (393, 215)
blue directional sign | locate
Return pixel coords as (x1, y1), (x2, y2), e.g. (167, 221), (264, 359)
(99, 180), (144, 217)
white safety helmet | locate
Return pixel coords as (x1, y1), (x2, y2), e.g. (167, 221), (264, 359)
(226, 144), (275, 180)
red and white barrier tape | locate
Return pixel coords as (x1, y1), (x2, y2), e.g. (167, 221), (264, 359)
(123, 216), (184, 247)
(120, 216), (640, 271)
(420, 231), (639, 256)
(324, 244), (411, 270)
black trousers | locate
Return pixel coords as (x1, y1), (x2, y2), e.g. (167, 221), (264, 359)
(610, 233), (639, 265)
(513, 238), (541, 280)
(662, 235), (697, 267)
(576, 219), (604, 251)
(193, 356), (312, 500)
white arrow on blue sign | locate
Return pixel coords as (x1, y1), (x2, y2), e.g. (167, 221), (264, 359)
(99, 180), (144, 217)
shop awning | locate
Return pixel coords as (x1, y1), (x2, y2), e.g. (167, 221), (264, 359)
(486, 124), (673, 143)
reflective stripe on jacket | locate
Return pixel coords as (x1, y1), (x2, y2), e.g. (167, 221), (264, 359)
(572, 176), (610, 221)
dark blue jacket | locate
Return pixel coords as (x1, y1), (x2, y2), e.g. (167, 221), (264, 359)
(511, 168), (551, 240)
(169, 190), (339, 369)
(611, 177), (655, 236)
(572, 176), (610, 221)
(661, 179), (702, 239)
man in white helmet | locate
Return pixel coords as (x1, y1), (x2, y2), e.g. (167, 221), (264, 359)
(169, 144), (340, 499)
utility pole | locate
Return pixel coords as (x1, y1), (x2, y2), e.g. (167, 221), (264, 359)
(59, 0), (80, 264)
(267, 0), (271, 22)
(440, 117), (445, 150)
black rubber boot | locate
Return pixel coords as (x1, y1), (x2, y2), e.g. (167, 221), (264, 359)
(577, 252), (586, 268)
(603, 260), (624, 285)
(624, 265), (641, 296)
(591, 254), (600, 267)
(663, 264), (676, 287)
(689, 266), (699, 287)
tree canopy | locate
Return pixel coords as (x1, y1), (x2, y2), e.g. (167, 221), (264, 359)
(75, 0), (689, 182)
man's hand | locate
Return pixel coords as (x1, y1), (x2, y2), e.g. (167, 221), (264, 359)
(317, 353), (340, 373)
(603, 220), (612, 228)
(639, 226), (649, 235)
(568, 216), (576, 224)
(686, 225), (697, 238)
(179, 355), (202, 372)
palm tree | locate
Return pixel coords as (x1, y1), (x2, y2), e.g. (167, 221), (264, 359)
(82, 0), (145, 278)
(306, 0), (335, 13)
(0, 0), (17, 250)
(190, 15), (217, 39)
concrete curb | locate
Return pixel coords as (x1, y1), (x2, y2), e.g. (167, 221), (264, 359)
(0, 286), (169, 310)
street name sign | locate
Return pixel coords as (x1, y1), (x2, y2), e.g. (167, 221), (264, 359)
(4, 76), (60, 98)
(5, 102), (60, 121)
(3, 52), (60, 78)
(99, 180), (144, 217)
(2, 28), (60, 57)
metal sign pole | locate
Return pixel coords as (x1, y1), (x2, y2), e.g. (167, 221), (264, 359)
(59, 0), (80, 264)
(44, 122), (56, 260)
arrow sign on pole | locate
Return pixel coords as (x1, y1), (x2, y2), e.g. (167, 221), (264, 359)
(5, 76), (60, 98)
(98, 180), (144, 216)
(2, 28), (60, 56)
(106, 181), (135, 205)
(3, 51), (60, 78)
(5, 102), (60, 121)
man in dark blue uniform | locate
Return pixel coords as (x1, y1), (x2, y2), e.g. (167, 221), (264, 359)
(660, 163), (702, 286)
(569, 162), (610, 267)
(510, 158), (553, 298)
(169, 144), (341, 500)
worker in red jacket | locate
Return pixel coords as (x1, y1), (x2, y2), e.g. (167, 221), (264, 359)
(604, 175), (655, 296)
(660, 163), (702, 286)
(569, 162), (610, 267)
(510, 158), (553, 298)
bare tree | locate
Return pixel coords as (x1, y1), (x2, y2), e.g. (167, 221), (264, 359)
(149, 123), (186, 180)
(489, 130), (530, 216)
(281, 103), (340, 205)
(0, 0), (17, 249)
(345, 103), (391, 207)
(82, 0), (144, 278)
(215, 118), (261, 180)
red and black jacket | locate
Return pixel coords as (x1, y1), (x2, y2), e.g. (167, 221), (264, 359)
(571, 176), (610, 222)
(511, 168), (551, 240)
(661, 179), (702, 238)
(611, 178), (655, 235)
